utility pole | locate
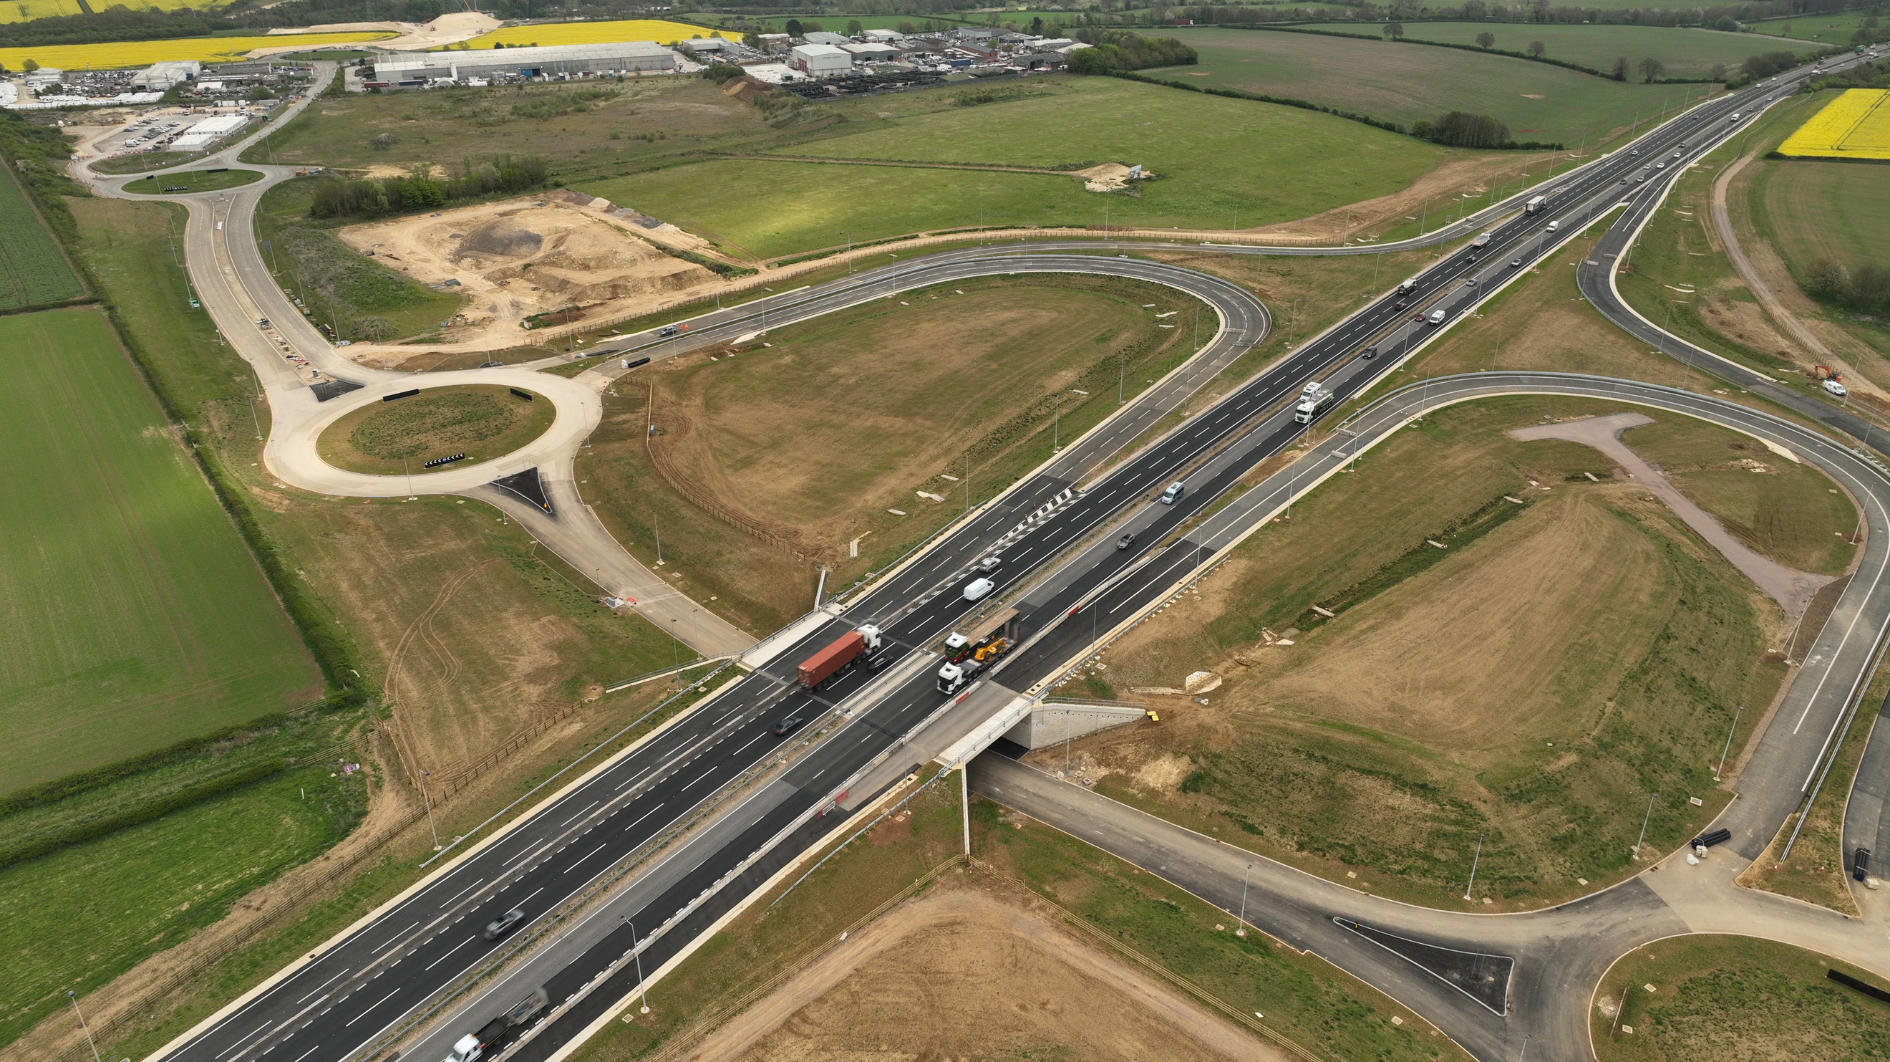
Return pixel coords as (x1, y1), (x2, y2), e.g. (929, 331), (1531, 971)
(1118, 349), (1125, 404)
(67, 992), (101, 1062)
(420, 770), (439, 849)
(653, 511), (662, 564)
(1235, 863), (1252, 937)
(1634, 792), (1659, 859)
(623, 918), (650, 1014)
(1053, 392), (1061, 452)
(1463, 832), (1484, 900)
(1715, 706), (1745, 781)
(964, 451), (970, 512)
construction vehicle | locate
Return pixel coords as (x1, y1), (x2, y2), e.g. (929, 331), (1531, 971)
(796, 625), (884, 690)
(442, 988), (547, 1062)
(1294, 390), (1336, 425)
(1524, 195), (1548, 214)
(1470, 232), (1492, 250)
(1398, 277), (1418, 294)
(937, 609), (1018, 695)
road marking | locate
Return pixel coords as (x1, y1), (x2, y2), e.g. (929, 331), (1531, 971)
(438, 878), (485, 909)
(558, 801), (600, 827)
(214, 1023), (272, 1059)
(344, 988), (402, 1026)
(370, 922), (419, 954)
(569, 842), (609, 870)
(424, 935), (478, 971)
(287, 1045), (321, 1062)
(294, 969), (349, 1004)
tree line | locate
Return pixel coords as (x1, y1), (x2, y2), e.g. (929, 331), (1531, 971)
(1171, 0), (1868, 29)
(1805, 260), (1890, 315)
(1066, 31), (1198, 73)
(308, 155), (551, 219)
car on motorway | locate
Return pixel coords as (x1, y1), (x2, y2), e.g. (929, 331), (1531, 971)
(1116, 532), (1136, 550)
(1637, 175), (1648, 183)
(1510, 258), (1523, 268)
(1427, 309), (1447, 325)
(1546, 221), (1559, 232)
(1655, 162), (1666, 170)
(656, 324), (681, 338)
(483, 908), (526, 941)
(1411, 314), (1426, 324)
(963, 577), (995, 601)
(772, 713), (805, 736)
(1160, 481), (1185, 505)
(977, 555), (1001, 573)
(1465, 278), (1478, 287)
(1361, 345), (1377, 360)
(1393, 300), (1408, 311)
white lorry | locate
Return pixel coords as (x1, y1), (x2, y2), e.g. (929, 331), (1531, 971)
(1293, 390), (1336, 425)
(442, 989), (548, 1062)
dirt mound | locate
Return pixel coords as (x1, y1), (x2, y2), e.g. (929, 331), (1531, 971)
(457, 215), (546, 261)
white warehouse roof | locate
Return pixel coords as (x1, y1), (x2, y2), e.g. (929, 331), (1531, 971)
(374, 40), (675, 79)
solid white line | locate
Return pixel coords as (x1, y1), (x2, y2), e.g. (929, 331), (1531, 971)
(369, 922), (418, 955)
(213, 1023), (271, 1059)
(558, 801), (599, 827)
(424, 935), (477, 971)
(621, 805), (661, 833)
(287, 1044), (320, 1062)
(438, 878), (485, 909)
(569, 842), (609, 869)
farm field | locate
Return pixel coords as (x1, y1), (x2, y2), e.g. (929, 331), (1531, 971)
(1748, 11), (1881, 44)
(588, 75), (1450, 259)
(1155, 27), (1713, 148)
(455, 18), (731, 48)
(1064, 389), (1804, 909)
(1592, 936), (1890, 1059)
(0, 308), (320, 793)
(583, 273), (1196, 632)
(573, 772), (1461, 1062)
(0, 158), (81, 310)
(1777, 88), (1890, 159)
(1751, 148), (1890, 276)
(0, 30), (389, 72)
(1290, 21), (1812, 78)
(316, 384), (556, 476)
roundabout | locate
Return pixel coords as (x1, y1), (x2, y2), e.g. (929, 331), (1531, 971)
(315, 383), (556, 479)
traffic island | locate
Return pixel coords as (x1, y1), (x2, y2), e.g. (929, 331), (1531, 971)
(316, 384), (556, 477)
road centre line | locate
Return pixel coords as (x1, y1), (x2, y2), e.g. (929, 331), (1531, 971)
(424, 935), (478, 972)
(343, 989), (401, 1027)
(370, 922), (419, 954)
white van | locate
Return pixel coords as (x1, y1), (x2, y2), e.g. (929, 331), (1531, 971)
(963, 577), (995, 602)
(1160, 482), (1184, 505)
(1545, 220), (1560, 233)
(1427, 309), (1447, 325)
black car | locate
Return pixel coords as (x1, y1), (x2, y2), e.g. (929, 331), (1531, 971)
(1361, 345), (1377, 360)
(1393, 300), (1408, 311)
(484, 908), (526, 941)
(1116, 532), (1135, 550)
(656, 324), (681, 338)
(1856, 846), (1872, 882)
(773, 714), (805, 736)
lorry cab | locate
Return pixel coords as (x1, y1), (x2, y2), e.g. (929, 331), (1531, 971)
(1160, 482), (1184, 505)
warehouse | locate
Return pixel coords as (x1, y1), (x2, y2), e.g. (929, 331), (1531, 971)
(368, 41), (678, 85)
(789, 43), (852, 76)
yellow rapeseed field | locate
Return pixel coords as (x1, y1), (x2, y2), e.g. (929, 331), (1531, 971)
(1777, 88), (1890, 161)
(452, 19), (733, 49)
(0, 31), (391, 72)
(0, 0), (87, 25)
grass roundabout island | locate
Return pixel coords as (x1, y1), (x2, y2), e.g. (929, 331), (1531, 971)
(124, 169), (265, 195)
(317, 383), (556, 477)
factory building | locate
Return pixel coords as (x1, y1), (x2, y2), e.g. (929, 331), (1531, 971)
(368, 41), (677, 86)
(789, 43), (852, 76)
(131, 60), (200, 91)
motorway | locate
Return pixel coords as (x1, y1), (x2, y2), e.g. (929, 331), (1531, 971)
(110, 46), (1890, 1062)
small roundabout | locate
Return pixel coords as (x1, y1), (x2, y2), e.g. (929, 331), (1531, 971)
(123, 169), (266, 195)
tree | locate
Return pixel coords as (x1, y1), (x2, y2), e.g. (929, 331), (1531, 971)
(785, 18), (802, 37)
(1639, 56), (1664, 82)
(371, 132), (399, 151)
(1476, 31), (1495, 49)
(355, 316), (394, 342)
(1029, 15), (1045, 35)
(1528, 40), (1546, 57)
(1383, 21), (1404, 39)
(21, 57), (37, 72)
(1612, 56), (1629, 81)
(1710, 62), (1727, 81)
(846, 18), (862, 35)
(1426, 110), (1511, 148)
(1714, 16), (1740, 32)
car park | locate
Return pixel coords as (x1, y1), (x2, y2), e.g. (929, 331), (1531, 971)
(483, 909), (526, 941)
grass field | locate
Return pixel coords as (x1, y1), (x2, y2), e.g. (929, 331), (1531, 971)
(454, 18), (732, 49)
(124, 169), (265, 195)
(584, 272), (1195, 632)
(1749, 11), (1881, 44)
(0, 755), (366, 1049)
(575, 773), (1464, 1062)
(1777, 88), (1890, 160)
(1291, 22), (1813, 78)
(1076, 392), (1790, 908)
(1754, 155), (1890, 269)
(1155, 28), (1716, 148)
(255, 179), (465, 343)
(585, 75), (1449, 260)
(1593, 936), (1890, 1059)
(0, 308), (320, 793)
(0, 157), (81, 310)
(89, 151), (206, 176)
(0, 31), (389, 72)
(317, 385), (555, 476)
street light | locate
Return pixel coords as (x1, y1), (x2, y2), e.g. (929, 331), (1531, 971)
(67, 992), (101, 1062)
(1715, 706), (1745, 781)
(1634, 792), (1659, 859)
(420, 769), (440, 850)
(622, 917), (650, 1014)
(1235, 863), (1252, 937)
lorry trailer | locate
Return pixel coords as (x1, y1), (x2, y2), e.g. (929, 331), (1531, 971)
(1524, 195), (1547, 214)
(1293, 390), (1336, 425)
(797, 625), (884, 690)
(1469, 232), (1492, 250)
(442, 988), (548, 1062)
(937, 608), (1019, 695)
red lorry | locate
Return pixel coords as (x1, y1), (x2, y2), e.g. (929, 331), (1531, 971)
(796, 625), (885, 690)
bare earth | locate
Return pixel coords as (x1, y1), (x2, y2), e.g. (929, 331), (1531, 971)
(1508, 412), (1835, 616)
(681, 887), (1284, 1062)
(253, 13), (500, 54)
(336, 193), (721, 364)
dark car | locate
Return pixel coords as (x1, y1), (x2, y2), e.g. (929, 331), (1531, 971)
(1116, 533), (1135, 550)
(864, 653), (891, 673)
(773, 714), (805, 736)
(1361, 345), (1377, 360)
(1393, 300), (1408, 311)
(656, 324), (681, 338)
(1411, 314), (1426, 324)
(1856, 846), (1872, 882)
(484, 908), (526, 941)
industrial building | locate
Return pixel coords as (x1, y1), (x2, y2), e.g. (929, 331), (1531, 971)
(368, 41), (677, 86)
(789, 43), (851, 76)
(131, 60), (199, 91)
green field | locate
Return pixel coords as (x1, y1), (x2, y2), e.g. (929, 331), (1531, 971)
(318, 385), (556, 476)
(89, 152), (206, 176)
(0, 309), (320, 794)
(124, 169), (265, 195)
(0, 158), (82, 310)
(1594, 936), (1890, 1060)
(1749, 155), (1890, 274)
(1291, 22), (1816, 78)
(585, 76), (1448, 260)
(1157, 27), (1719, 147)
(1749, 11), (1880, 44)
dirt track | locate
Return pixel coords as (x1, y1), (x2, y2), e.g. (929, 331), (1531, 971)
(680, 887), (1284, 1062)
